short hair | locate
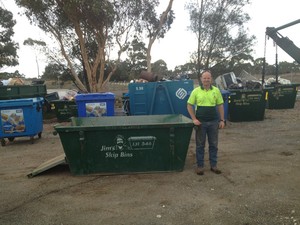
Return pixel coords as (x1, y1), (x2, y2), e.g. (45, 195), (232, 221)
(200, 70), (212, 77)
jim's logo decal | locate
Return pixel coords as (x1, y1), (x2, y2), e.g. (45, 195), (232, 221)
(100, 135), (157, 159)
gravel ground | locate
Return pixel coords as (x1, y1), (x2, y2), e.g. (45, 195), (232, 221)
(0, 91), (299, 225)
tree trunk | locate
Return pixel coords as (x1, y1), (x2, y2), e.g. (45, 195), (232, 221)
(146, 0), (174, 72)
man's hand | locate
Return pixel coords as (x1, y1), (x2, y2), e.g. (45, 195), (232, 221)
(219, 121), (225, 129)
(193, 119), (201, 126)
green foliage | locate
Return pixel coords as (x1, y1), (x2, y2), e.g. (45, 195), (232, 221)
(151, 59), (168, 76)
(113, 61), (131, 81)
(14, 0), (164, 92)
(23, 38), (46, 47)
(127, 37), (147, 77)
(0, 71), (24, 80)
(0, 7), (19, 68)
(186, 0), (255, 70)
(41, 63), (72, 81)
(278, 61), (300, 74)
(174, 63), (197, 76)
(137, 1), (174, 39)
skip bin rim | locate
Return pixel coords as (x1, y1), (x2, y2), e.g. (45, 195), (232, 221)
(54, 114), (194, 132)
(0, 84), (47, 100)
(75, 92), (115, 101)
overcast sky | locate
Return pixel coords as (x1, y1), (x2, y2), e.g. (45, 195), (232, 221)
(1, 0), (299, 78)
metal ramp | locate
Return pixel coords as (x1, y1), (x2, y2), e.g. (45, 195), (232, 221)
(27, 154), (67, 178)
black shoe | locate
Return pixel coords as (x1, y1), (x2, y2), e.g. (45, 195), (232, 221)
(210, 167), (222, 174)
(196, 167), (204, 175)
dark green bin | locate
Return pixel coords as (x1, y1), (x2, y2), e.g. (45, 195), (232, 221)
(50, 100), (78, 122)
(0, 85), (47, 100)
(228, 89), (267, 122)
(54, 114), (193, 175)
(265, 84), (299, 109)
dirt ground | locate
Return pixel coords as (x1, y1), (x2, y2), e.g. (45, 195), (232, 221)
(0, 87), (300, 225)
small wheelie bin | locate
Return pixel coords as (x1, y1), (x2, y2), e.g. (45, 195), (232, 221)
(0, 97), (44, 146)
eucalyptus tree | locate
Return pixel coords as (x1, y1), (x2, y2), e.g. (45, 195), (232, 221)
(15, 0), (145, 92)
(151, 59), (168, 76)
(186, 0), (255, 71)
(41, 63), (72, 81)
(174, 62), (198, 78)
(23, 38), (46, 78)
(127, 37), (147, 78)
(0, 7), (19, 69)
(137, 0), (175, 72)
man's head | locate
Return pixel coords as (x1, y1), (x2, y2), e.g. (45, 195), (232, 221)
(200, 70), (212, 88)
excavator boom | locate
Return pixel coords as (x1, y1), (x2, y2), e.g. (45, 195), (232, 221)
(266, 19), (300, 64)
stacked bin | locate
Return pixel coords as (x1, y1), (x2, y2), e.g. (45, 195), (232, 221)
(75, 92), (115, 117)
(0, 84), (47, 100)
(54, 114), (194, 175)
(128, 80), (193, 118)
(0, 97), (44, 146)
(228, 89), (267, 122)
(43, 92), (60, 113)
(50, 100), (78, 122)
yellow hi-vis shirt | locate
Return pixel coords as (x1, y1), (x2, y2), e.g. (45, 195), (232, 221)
(187, 85), (224, 122)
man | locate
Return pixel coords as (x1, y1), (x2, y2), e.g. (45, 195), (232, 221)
(187, 70), (225, 175)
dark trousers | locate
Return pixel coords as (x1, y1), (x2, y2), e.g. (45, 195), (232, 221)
(195, 120), (219, 168)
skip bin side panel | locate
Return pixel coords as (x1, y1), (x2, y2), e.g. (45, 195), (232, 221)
(267, 84), (298, 109)
(83, 128), (179, 174)
(0, 85), (47, 100)
(57, 132), (86, 175)
(173, 126), (193, 170)
(56, 122), (193, 175)
(162, 80), (194, 118)
(129, 80), (193, 117)
(51, 100), (78, 122)
(228, 90), (267, 122)
(128, 82), (154, 115)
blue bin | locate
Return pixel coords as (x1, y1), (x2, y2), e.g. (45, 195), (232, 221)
(221, 90), (230, 121)
(75, 93), (115, 117)
(128, 80), (194, 118)
(0, 97), (44, 146)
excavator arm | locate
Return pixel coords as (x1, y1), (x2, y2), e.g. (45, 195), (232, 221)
(266, 19), (300, 64)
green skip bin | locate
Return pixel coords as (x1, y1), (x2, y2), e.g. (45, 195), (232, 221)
(54, 114), (194, 175)
(265, 83), (300, 109)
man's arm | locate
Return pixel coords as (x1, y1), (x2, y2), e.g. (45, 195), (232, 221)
(217, 104), (225, 128)
(187, 104), (201, 126)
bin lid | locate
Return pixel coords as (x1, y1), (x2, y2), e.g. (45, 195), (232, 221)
(228, 89), (265, 93)
(75, 92), (115, 101)
(0, 97), (44, 108)
(221, 90), (231, 95)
